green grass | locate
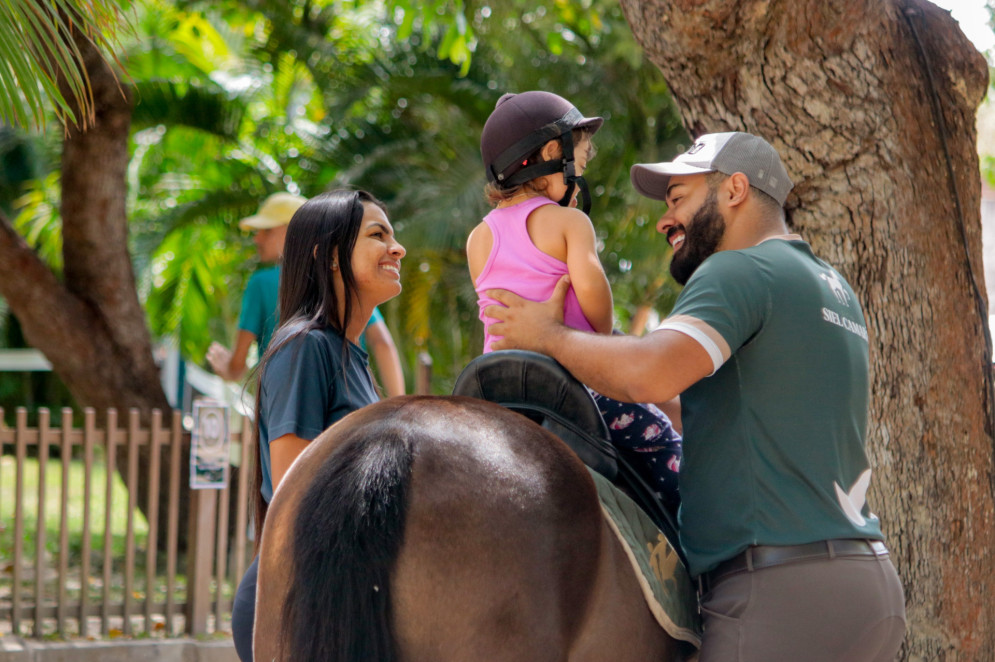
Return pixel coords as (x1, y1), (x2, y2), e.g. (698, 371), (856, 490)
(0, 452), (149, 562)
(1, 452), (161, 631)
(0, 453), (239, 639)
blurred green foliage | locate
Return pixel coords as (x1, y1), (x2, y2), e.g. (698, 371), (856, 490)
(1, 0), (689, 401)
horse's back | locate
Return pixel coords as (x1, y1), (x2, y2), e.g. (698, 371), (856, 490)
(389, 397), (602, 660)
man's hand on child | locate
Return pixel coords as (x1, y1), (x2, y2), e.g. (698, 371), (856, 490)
(486, 275), (570, 354)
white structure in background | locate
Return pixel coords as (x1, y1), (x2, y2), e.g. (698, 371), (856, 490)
(0, 342), (253, 426)
(157, 339), (254, 428)
(0, 348), (51, 372)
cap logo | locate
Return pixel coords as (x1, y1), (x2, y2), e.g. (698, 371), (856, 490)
(686, 141), (707, 155)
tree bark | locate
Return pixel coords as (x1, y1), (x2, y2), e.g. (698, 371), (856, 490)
(0, 29), (186, 548)
(620, 0), (995, 658)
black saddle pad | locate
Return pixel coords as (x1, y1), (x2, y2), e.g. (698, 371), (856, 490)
(452, 349), (618, 480)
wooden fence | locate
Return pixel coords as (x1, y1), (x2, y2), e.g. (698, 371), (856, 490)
(0, 406), (255, 640)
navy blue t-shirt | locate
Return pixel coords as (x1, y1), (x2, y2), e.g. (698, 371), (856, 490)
(257, 326), (379, 502)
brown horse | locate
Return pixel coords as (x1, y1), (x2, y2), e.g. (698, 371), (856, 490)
(253, 396), (693, 661)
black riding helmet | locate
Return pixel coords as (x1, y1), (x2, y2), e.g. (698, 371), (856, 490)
(481, 91), (603, 214)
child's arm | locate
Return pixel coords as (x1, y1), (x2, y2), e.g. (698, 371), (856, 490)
(466, 222), (493, 284)
(558, 209), (614, 335)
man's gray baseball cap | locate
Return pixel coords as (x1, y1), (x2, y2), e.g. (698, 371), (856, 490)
(630, 132), (793, 206)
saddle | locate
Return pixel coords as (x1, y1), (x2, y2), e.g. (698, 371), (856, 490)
(452, 349), (683, 566)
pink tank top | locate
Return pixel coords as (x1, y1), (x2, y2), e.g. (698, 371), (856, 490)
(475, 196), (595, 353)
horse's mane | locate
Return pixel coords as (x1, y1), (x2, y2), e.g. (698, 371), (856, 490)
(279, 416), (413, 661)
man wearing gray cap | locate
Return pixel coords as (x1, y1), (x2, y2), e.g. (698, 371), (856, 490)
(486, 132), (906, 661)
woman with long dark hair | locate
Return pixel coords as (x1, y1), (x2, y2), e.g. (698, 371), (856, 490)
(230, 189), (405, 661)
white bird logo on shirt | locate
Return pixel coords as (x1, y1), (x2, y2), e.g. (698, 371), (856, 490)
(820, 271), (851, 305)
(834, 469), (877, 527)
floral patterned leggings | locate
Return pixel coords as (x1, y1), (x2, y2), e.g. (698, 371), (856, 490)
(590, 391), (682, 514)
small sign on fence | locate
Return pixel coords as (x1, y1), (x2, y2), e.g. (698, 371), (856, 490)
(190, 398), (230, 489)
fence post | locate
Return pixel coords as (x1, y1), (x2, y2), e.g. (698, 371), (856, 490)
(415, 351), (433, 395)
(186, 488), (217, 636)
(101, 409), (117, 636)
(34, 408), (50, 637)
(57, 408), (73, 638)
(123, 410), (140, 636)
(12, 408), (27, 637)
(165, 411), (182, 636)
(79, 408), (96, 637)
(144, 409), (163, 634)
(233, 417), (253, 585)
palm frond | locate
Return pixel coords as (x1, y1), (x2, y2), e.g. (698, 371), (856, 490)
(0, 0), (133, 130)
(131, 79), (246, 140)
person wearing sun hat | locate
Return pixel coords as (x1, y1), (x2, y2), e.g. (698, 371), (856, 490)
(207, 192), (306, 381)
(484, 131), (906, 661)
(207, 192), (408, 395)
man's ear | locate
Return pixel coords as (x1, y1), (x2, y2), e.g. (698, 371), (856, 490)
(725, 172), (751, 207)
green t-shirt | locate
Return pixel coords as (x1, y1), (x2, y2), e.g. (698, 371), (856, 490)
(658, 237), (883, 577)
(238, 265), (280, 352)
(359, 306), (384, 352)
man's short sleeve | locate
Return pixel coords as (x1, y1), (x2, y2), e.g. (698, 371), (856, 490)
(657, 251), (767, 373)
(238, 272), (266, 338)
(261, 333), (334, 442)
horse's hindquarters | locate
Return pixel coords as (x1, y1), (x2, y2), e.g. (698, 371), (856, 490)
(390, 399), (683, 661)
(256, 397), (687, 662)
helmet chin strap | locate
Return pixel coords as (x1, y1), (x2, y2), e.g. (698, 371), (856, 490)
(556, 174), (592, 215)
(553, 130), (592, 214)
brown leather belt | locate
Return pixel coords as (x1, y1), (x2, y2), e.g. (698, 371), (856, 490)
(698, 539), (889, 595)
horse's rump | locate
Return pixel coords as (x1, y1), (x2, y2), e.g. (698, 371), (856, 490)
(255, 396), (684, 662)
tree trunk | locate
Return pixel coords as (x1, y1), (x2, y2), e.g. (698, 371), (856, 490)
(0, 29), (187, 549)
(620, 0), (995, 658)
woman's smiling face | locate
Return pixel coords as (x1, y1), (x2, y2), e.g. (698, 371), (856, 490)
(348, 202), (405, 308)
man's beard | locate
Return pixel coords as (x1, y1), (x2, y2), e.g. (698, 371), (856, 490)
(669, 190), (725, 285)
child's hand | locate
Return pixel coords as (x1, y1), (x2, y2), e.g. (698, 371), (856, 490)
(485, 276), (570, 354)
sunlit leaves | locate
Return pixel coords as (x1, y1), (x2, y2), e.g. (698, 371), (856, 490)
(168, 12), (233, 73)
(145, 222), (251, 360)
(387, 0), (475, 74)
(13, 172), (63, 272)
(5, 0), (689, 393)
(124, 1), (329, 363)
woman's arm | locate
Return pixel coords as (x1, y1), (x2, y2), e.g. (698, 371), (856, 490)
(365, 320), (405, 397)
(270, 433), (312, 492)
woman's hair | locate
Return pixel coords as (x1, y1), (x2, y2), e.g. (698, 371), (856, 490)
(278, 189), (386, 335)
(250, 188), (388, 542)
(484, 127), (597, 206)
